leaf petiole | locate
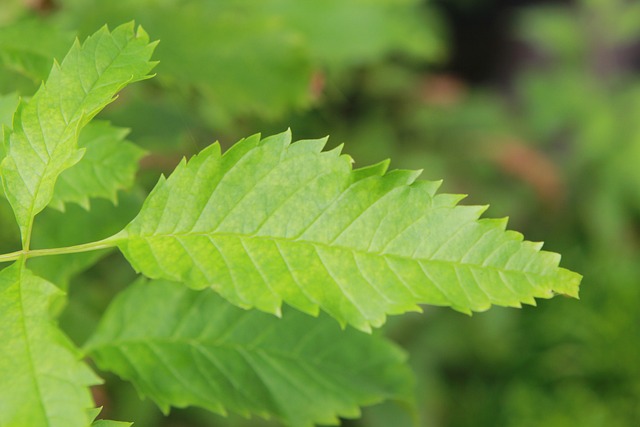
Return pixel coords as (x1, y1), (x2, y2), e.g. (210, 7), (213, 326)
(0, 230), (126, 263)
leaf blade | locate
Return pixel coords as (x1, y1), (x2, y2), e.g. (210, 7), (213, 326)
(0, 22), (156, 243)
(49, 121), (145, 210)
(119, 131), (582, 331)
(0, 262), (99, 427)
(85, 279), (413, 427)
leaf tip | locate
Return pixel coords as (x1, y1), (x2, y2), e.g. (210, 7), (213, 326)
(453, 306), (473, 316)
(360, 323), (373, 334)
(417, 179), (443, 197)
(409, 304), (423, 314)
(553, 268), (582, 299)
(273, 305), (283, 318)
(79, 196), (91, 211)
(134, 23), (149, 40)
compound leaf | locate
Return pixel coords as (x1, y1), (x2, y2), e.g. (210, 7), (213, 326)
(85, 279), (412, 427)
(0, 262), (99, 427)
(118, 130), (582, 332)
(0, 22), (156, 243)
(50, 121), (145, 210)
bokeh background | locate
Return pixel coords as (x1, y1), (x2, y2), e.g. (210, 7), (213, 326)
(1, 0), (639, 425)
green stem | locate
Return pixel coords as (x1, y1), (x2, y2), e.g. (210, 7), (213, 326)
(0, 249), (24, 264)
(0, 230), (127, 264)
(22, 216), (34, 252)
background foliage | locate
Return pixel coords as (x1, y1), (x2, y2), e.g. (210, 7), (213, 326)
(0, 0), (636, 425)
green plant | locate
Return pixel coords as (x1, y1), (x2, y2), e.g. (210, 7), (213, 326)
(0, 23), (581, 427)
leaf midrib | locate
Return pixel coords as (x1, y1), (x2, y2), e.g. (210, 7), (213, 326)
(17, 32), (137, 246)
(131, 230), (555, 278)
(15, 270), (50, 426)
(87, 335), (394, 379)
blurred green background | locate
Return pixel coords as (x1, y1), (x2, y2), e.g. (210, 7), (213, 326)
(2, 0), (640, 425)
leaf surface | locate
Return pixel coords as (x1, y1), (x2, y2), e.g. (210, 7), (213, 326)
(50, 121), (145, 210)
(0, 22), (156, 243)
(85, 279), (412, 427)
(0, 262), (99, 427)
(118, 131), (582, 331)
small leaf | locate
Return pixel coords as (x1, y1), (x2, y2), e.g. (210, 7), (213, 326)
(50, 121), (145, 210)
(0, 22), (156, 243)
(118, 131), (581, 331)
(85, 279), (413, 427)
(0, 262), (99, 427)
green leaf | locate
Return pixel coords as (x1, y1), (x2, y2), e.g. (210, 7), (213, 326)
(50, 121), (145, 210)
(0, 22), (156, 244)
(0, 262), (99, 427)
(85, 279), (412, 427)
(118, 130), (582, 331)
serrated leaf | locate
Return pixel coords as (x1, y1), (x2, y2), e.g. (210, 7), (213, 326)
(85, 279), (412, 427)
(49, 121), (145, 210)
(118, 130), (582, 331)
(0, 22), (156, 243)
(0, 262), (99, 427)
